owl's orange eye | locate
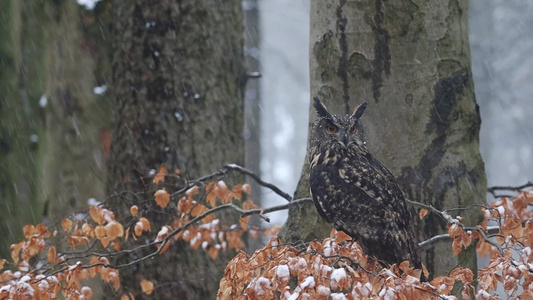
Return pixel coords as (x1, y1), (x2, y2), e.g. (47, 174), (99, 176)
(326, 124), (338, 133)
(351, 125), (357, 133)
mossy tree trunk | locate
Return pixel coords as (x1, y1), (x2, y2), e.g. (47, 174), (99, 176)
(108, 1), (245, 298)
(0, 0), (110, 259)
(42, 0), (112, 224)
(0, 0), (47, 258)
(280, 0), (485, 279)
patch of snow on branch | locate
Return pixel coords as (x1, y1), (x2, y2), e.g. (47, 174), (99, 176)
(39, 95), (47, 107)
(93, 84), (107, 95)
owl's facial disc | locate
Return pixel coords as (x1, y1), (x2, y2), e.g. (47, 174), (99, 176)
(340, 128), (358, 147)
(327, 124), (353, 147)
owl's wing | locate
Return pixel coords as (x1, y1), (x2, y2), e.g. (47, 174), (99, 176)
(340, 152), (412, 228)
(309, 166), (333, 223)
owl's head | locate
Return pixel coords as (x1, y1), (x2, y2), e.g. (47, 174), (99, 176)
(311, 97), (368, 152)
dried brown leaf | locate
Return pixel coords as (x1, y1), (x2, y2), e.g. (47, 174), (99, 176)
(141, 279), (154, 295)
(22, 225), (35, 239)
(154, 189), (170, 209)
(139, 217), (151, 231)
(419, 208), (429, 220)
(240, 216), (250, 231)
(61, 219), (72, 232)
(130, 205), (139, 216)
(153, 165), (168, 184)
(47, 246), (57, 264)
(450, 266), (474, 284)
(90, 206), (104, 225)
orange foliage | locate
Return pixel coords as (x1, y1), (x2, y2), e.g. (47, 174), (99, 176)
(1, 176), (532, 300)
(217, 190), (533, 299)
(219, 234), (436, 299)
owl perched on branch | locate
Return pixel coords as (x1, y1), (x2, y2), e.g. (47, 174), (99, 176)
(309, 97), (424, 278)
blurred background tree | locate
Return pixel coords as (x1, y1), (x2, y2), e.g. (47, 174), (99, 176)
(0, 0), (111, 259)
(106, 0), (245, 298)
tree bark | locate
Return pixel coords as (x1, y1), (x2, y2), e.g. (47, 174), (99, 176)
(281, 0), (485, 279)
(42, 0), (112, 224)
(243, 0), (263, 250)
(0, 0), (46, 258)
(0, 0), (112, 261)
(108, 1), (245, 298)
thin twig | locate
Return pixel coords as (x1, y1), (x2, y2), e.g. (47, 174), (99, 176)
(322, 254), (374, 275)
(170, 169), (227, 199)
(408, 199), (504, 255)
(165, 198), (312, 242)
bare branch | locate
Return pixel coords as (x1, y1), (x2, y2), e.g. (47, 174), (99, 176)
(168, 164), (294, 202)
(419, 234), (451, 251)
(224, 164), (293, 201)
(408, 199), (504, 255)
(321, 254), (374, 275)
(419, 226), (501, 251)
(487, 181), (533, 198)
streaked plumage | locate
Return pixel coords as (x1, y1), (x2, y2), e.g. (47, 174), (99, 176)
(309, 97), (423, 276)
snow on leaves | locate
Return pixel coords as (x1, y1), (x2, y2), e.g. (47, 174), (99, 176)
(219, 233), (439, 299)
(219, 190), (533, 299)
(2, 221), (119, 300)
(0, 175), (260, 299)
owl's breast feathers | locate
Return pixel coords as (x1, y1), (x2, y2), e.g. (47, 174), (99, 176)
(309, 148), (422, 269)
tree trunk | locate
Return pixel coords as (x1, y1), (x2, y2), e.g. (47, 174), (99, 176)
(42, 0), (112, 224)
(0, 0), (46, 258)
(281, 0), (485, 279)
(0, 0), (112, 261)
(243, 0), (263, 250)
(108, 1), (245, 298)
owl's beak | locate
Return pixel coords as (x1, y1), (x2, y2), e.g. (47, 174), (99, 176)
(342, 132), (349, 146)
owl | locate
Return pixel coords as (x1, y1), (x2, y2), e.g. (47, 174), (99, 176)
(309, 97), (424, 278)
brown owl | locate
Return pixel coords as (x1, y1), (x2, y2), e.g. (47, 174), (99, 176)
(309, 97), (424, 279)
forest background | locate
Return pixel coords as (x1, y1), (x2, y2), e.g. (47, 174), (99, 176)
(0, 0), (532, 299)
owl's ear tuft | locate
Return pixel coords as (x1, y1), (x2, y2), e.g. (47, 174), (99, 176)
(351, 102), (368, 120)
(313, 97), (333, 120)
